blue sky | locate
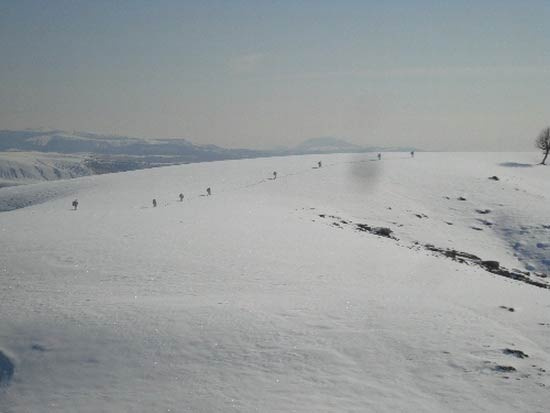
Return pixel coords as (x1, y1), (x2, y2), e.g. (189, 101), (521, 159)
(1, 0), (549, 150)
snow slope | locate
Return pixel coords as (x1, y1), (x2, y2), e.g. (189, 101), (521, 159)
(0, 152), (92, 187)
(0, 152), (549, 412)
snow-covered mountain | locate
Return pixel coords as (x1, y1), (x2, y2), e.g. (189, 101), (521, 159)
(0, 130), (418, 187)
(0, 129), (266, 158)
(0, 130), (272, 186)
(0, 129), (412, 160)
(0, 152), (94, 187)
(0, 152), (548, 412)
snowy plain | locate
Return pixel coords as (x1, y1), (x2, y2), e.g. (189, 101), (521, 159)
(0, 152), (549, 412)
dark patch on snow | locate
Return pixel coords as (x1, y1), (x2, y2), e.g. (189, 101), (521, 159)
(481, 260), (500, 270)
(493, 365), (516, 373)
(356, 223), (395, 239)
(317, 213), (397, 240)
(424, 244), (481, 263)
(423, 245), (550, 289)
(477, 219), (493, 227)
(315, 211), (550, 290)
(373, 227), (394, 237)
(414, 213), (428, 219)
(457, 196), (467, 201)
(356, 223), (371, 232)
(0, 350), (14, 386)
(475, 209), (491, 214)
(503, 349), (529, 359)
(471, 226), (484, 231)
(500, 306), (515, 312)
(31, 343), (47, 352)
(488, 176), (500, 181)
(499, 162), (533, 168)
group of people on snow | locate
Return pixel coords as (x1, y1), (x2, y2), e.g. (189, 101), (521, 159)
(72, 154), (417, 210)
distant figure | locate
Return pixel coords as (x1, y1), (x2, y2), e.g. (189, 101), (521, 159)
(179, 193), (184, 202)
(273, 171), (277, 180)
(377, 153), (382, 160)
(318, 161), (322, 168)
(72, 199), (79, 210)
(152, 199), (157, 208)
(206, 187), (211, 196)
(410, 151), (415, 158)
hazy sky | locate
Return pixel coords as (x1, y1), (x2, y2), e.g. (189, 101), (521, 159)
(1, 0), (549, 150)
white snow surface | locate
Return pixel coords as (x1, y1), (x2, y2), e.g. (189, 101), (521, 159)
(0, 152), (549, 412)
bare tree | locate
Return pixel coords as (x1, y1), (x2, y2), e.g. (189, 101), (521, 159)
(536, 127), (550, 165)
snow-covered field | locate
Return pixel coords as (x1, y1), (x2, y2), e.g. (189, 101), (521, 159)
(0, 152), (549, 412)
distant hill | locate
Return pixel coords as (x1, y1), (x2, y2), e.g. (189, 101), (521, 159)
(0, 152), (93, 187)
(290, 136), (416, 154)
(293, 137), (364, 153)
(0, 130), (265, 160)
(0, 130), (416, 157)
(0, 130), (417, 185)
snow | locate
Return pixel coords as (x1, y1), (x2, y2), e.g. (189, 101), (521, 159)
(0, 152), (549, 412)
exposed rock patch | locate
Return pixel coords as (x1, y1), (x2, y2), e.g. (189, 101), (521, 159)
(0, 350), (14, 386)
(317, 214), (397, 240)
(503, 349), (529, 359)
(315, 211), (550, 290)
(493, 365), (517, 373)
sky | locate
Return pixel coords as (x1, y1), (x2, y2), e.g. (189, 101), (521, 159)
(0, 0), (549, 151)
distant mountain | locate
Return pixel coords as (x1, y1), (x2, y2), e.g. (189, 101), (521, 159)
(294, 137), (364, 153)
(0, 130), (416, 158)
(0, 130), (272, 184)
(288, 136), (416, 155)
(0, 130), (265, 160)
(0, 130), (417, 185)
(0, 152), (93, 187)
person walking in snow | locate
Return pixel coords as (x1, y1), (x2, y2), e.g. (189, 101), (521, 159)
(72, 199), (79, 210)
(152, 199), (157, 207)
(179, 193), (184, 202)
(206, 187), (211, 196)
(377, 153), (382, 160)
(273, 171), (277, 180)
(410, 151), (415, 158)
(318, 161), (322, 168)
